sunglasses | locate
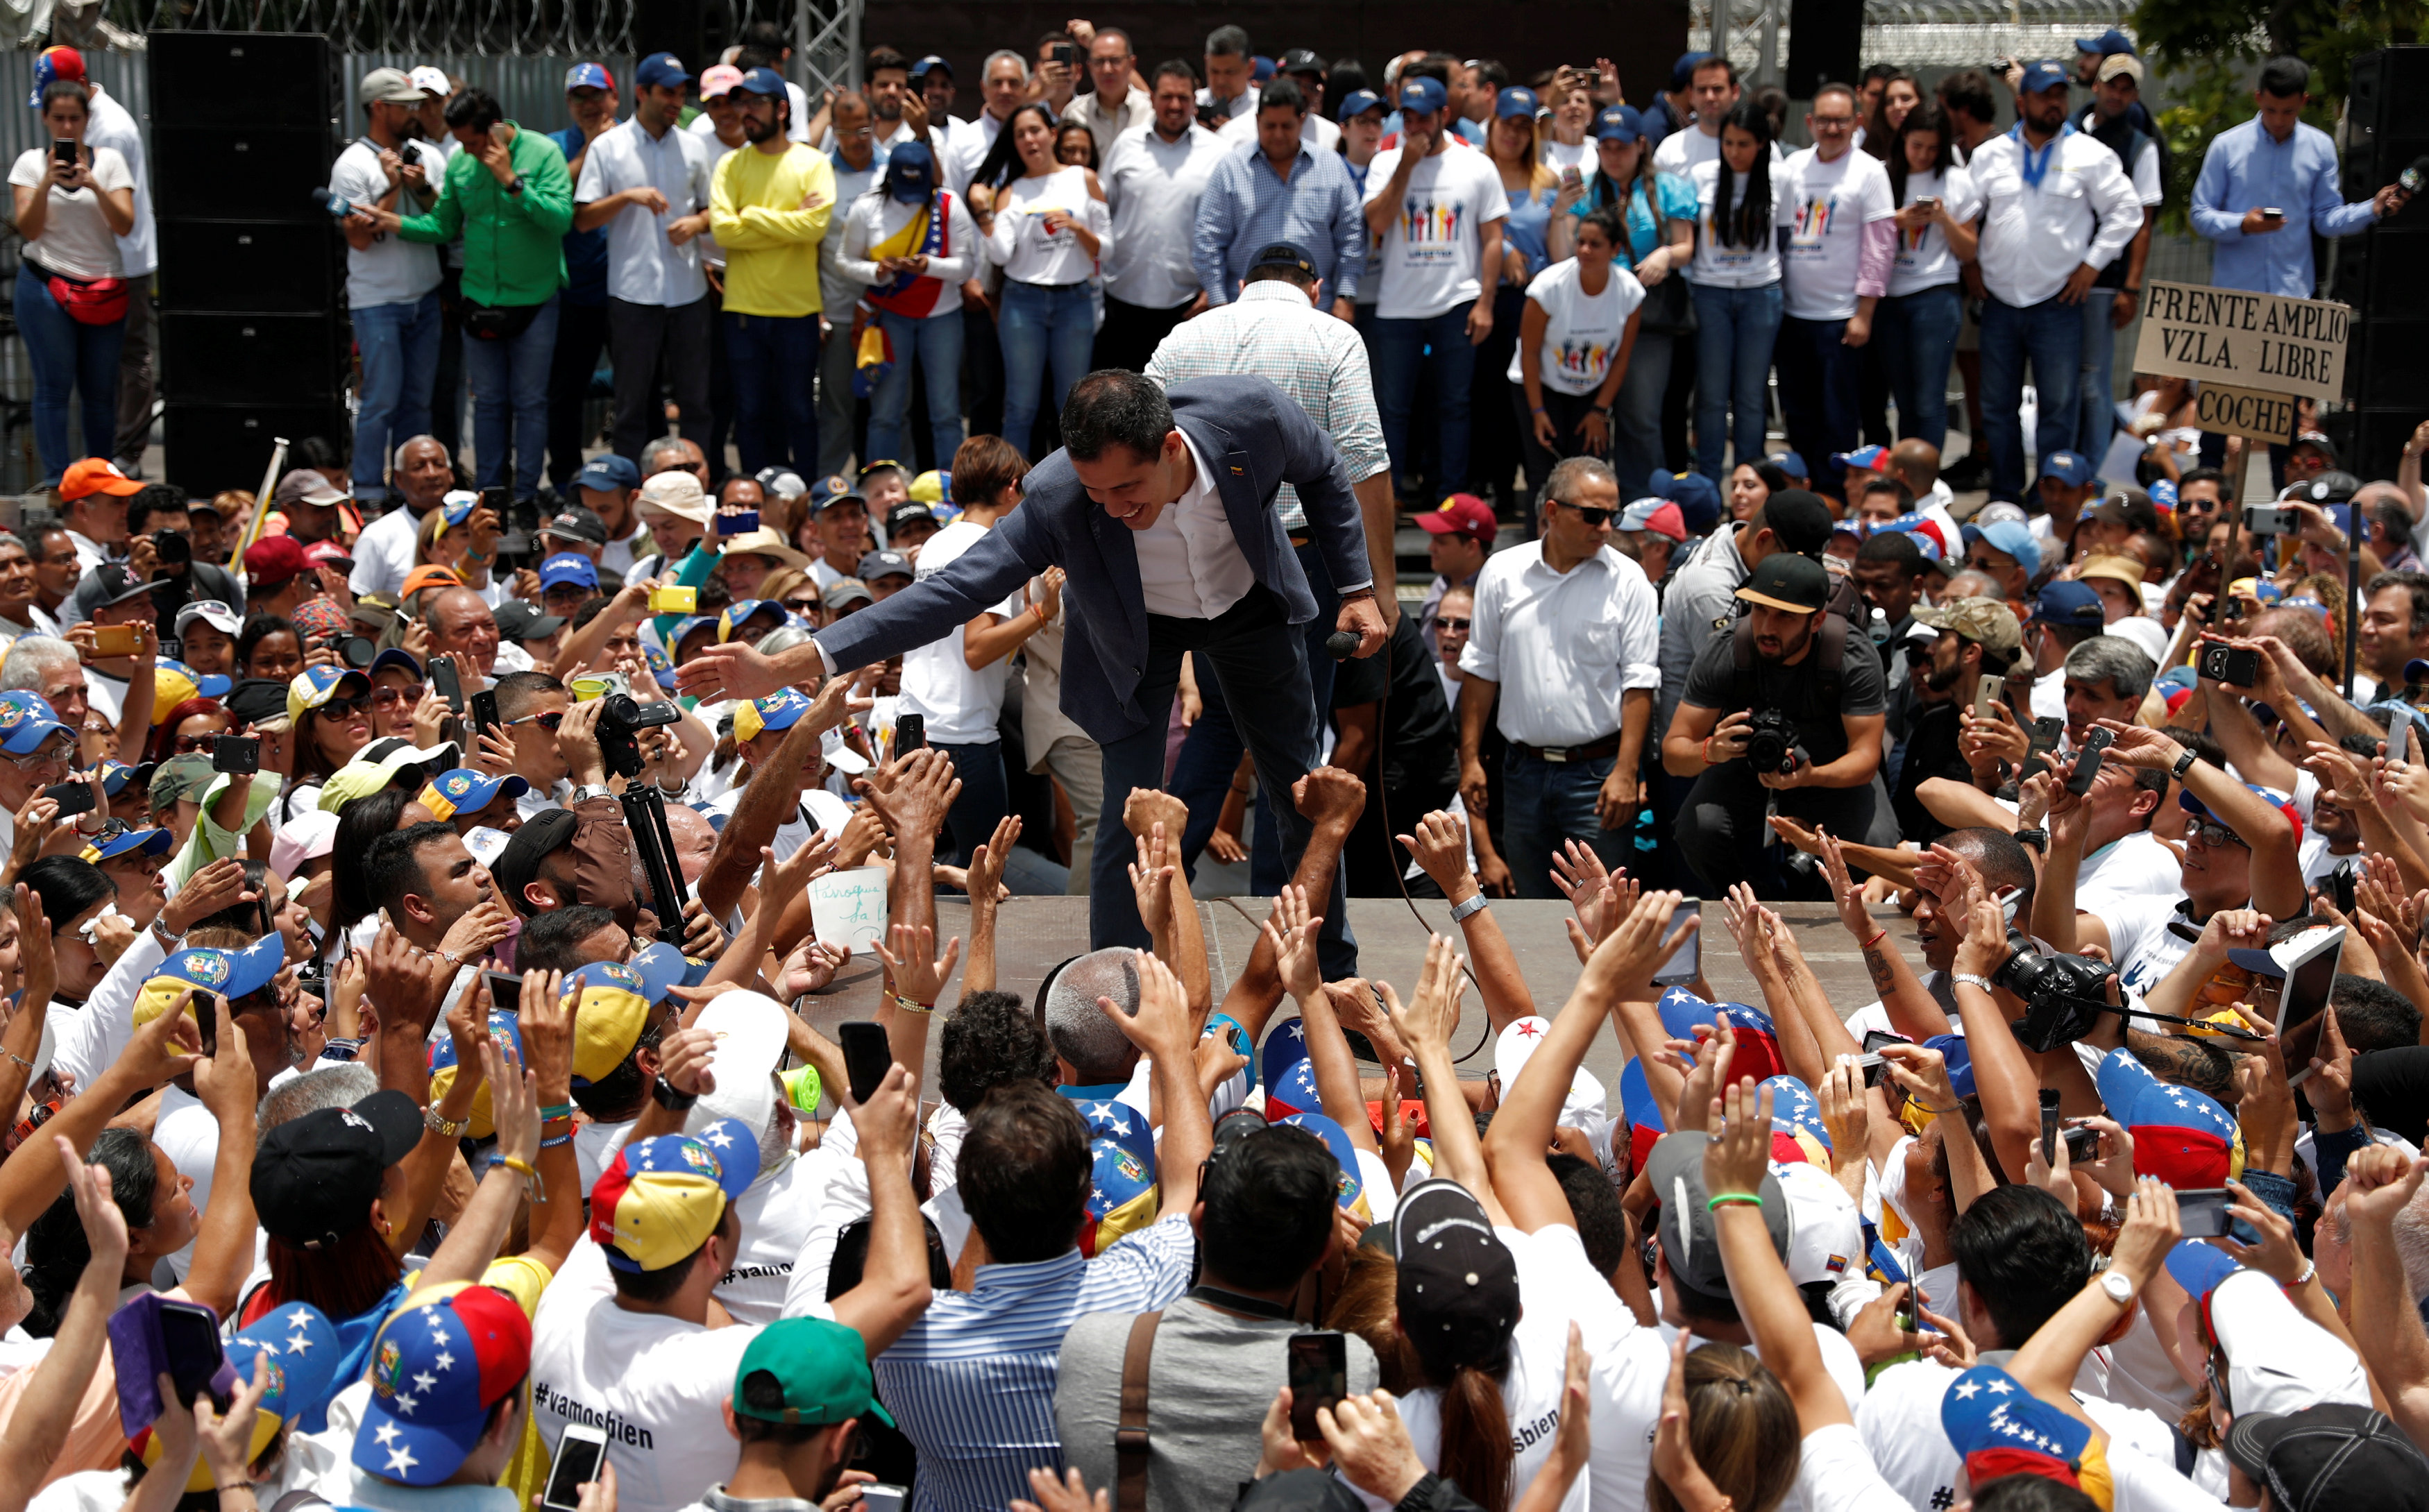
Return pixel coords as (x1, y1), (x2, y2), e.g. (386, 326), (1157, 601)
(313, 695), (371, 720)
(372, 683), (427, 706)
(507, 711), (566, 732)
(1555, 500), (1615, 527)
(171, 732), (220, 754)
(1436, 616), (1472, 631)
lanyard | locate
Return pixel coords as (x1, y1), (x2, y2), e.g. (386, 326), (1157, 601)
(2010, 121), (2072, 192)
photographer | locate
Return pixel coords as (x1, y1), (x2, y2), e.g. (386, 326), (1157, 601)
(1664, 551), (1891, 894)
(1891, 595), (2021, 844)
(127, 485), (242, 631)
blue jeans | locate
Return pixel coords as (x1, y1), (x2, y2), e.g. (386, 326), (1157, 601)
(1979, 293), (2083, 502)
(726, 309), (820, 476)
(14, 263), (126, 486)
(1774, 314), (1863, 495)
(1371, 301), (1479, 493)
(350, 290), (441, 502)
(1612, 329), (1673, 498)
(1690, 280), (1781, 481)
(459, 294), (559, 499)
(870, 310), (964, 474)
(932, 738), (1008, 870)
(2078, 290), (2124, 457)
(997, 280), (1094, 458)
(1503, 749), (1632, 901)
(1876, 283), (1961, 452)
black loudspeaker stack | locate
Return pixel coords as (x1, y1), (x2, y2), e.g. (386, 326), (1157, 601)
(2333, 46), (2429, 482)
(1784, 0), (1862, 103)
(148, 32), (346, 492)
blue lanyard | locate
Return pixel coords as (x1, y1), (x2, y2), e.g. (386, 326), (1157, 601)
(2009, 120), (2072, 191)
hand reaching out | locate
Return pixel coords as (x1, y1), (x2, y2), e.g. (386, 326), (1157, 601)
(1259, 885), (1323, 1005)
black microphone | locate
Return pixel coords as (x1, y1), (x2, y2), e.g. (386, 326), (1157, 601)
(1325, 629), (1362, 661)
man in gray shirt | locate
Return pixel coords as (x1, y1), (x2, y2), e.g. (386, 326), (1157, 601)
(1056, 1125), (1378, 1510)
(1655, 489), (1836, 739)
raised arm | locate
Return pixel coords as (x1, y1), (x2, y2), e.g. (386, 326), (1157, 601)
(1382, 935), (1510, 1226)
(1398, 809), (1534, 1030)
(1707, 1081), (1848, 1432)
(824, 1063), (935, 1354)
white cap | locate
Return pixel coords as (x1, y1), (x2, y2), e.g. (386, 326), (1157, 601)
(175, 599), (242, 636)
(2106, 615), (2170, 665)
(1493, 1017), (1607, 1128)
(1771, 1159), (1863, 1286)
(269, 810), (340, 878)
(2210, 1266), (2370, 1414)
(686, 990), (792, 1147)
(407, 65), (452, 96)
(821, 727), (871, 775)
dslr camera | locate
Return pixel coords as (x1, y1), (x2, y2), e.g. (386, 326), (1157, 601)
(1743, 708), (1804, 776)
(597, 693), (682, 779)
(1989, 935), (2125, 1052)
(2196, 640), (2259, 686)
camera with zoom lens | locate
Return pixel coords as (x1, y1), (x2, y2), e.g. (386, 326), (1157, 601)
(598, 693), (682, 779)
(1991, 937), (2124, 1052)
(1743, 708), (1804, 775)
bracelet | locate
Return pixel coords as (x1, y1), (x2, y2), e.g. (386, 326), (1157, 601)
(1230, 781), (1251, 795)
(1530, 405), (1547, 415)
(3, 1050), (29, 1073)
(540, 1132), (572, 1148)
(1954, 972), (1997, 994)
(1449, 890), (1489, 924)
(1857, 928), (1886, 951)
(2289, 1259), (2317, 1287)
(498, 1155), (545, 1204)
(1706, 1193), (1763, 1210)
(539, 1102), (574, 1120)
(892, 992), (933, 1017)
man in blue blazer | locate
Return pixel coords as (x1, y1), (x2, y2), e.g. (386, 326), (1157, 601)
(678, 369), (1387, 962)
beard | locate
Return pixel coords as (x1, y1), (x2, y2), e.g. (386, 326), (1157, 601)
(743, 113), (784, 144)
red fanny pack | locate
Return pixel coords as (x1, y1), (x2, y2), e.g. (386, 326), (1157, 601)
(44, 269), (127, 326)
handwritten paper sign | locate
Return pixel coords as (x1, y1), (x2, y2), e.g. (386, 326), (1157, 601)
(2190, 383), (2300, 443)
(2132, 281), (2351, 403)
(809, 866), (888, 951)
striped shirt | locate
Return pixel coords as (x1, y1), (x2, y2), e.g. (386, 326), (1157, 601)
(871, 1215), (1196, 1512)
(1143, 280), (1389, 532)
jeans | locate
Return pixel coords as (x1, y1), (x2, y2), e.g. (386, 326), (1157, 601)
(461, 294), (559, 499)
(1470, 285), (1527, 509)
(816, 308), (860, 476)
(350, 289), (441, 502)
(933, 738), (1009, 869)
(1371, 301), (1479, 497)
(1503, 749), (1633, 899)
(998, 280), (1094, 458)
(113, 280), (152, 469)
(1094, 587), (1355, 976)
(545, 298), (609, 490)
(870, 311), (964, 474)
(14, 264), (126, 486)
(1979, 293), (2084, 501)
(1775, 314), (1863, 495)
(1691, 280), (1781, 482)
(725, 310), (820, 477)
(1512, 387), (1605, 502)
(2077, 290), (2124, 457)
(1875, 283), (1962, 451)
(1611, 328), (1673, 498)
(608, 295), (714, 465)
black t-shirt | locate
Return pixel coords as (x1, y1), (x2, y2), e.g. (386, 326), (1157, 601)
(1892, 702), (1973, 841)
(1678, 617), (1888, 768)
(1331, 613), (1459, 792)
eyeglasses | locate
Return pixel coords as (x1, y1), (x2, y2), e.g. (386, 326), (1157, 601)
(372, 683), (427, 707)
(784, 597), (822, 612)
(1436, 616), (1472, 631)
(4, 743), (71, 771)
(507, 711), (566, 732)
(1552, 500), (1615, 527)
(2186, 821), (2249, 851)
(312, 695), (371, 720)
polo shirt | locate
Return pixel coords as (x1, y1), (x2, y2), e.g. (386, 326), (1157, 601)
(575, 117), (716, 307)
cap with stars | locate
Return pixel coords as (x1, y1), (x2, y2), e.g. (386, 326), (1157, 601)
(590, 1120), (760, 1273)
(1760, 1074), (1831, 1165)
(1654, 988), (1788, 1085)
(1078, 1098), (1160, 1257)
(1938, 1364), (2113, 1506)
(353, 1284), (532, 1486)
(232, 1300), (345, 1434)
(1260, 1017), (1310, 1090)
(2096, 1046), (2239, 1188)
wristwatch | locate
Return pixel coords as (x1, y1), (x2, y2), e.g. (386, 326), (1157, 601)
(652, 1077), (698, 1112)
(426, 1107), (471, 1138)
(2170, 747), (2199, 780)
(2012, 827), (2048, 853)
(569, 783), (612, 804)
(504, 174), (525, 196)
(1449, 890), (1490, 924)
(2099, 1268), (2137, 1304)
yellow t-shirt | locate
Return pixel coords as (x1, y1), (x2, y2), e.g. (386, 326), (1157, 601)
(710, 143), (836, 318)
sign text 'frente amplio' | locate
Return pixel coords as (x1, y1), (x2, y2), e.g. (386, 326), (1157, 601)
(2131, 280), (2351, 408)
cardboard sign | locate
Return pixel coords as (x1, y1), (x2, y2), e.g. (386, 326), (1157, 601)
(2192, 383), (2300, 443)
(809, 865), (888, 951)
(2132, 282), (2350, 402)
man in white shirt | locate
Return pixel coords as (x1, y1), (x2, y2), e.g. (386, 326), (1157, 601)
(1096, 65), (1230, 373)
(1775, 84), (1897, 501)
(2074, 52), (2164, 457)
(814, 91), (886, 481)
(1069, 26), (1153, 160)
(1197, 24), (1258, 122)
(735, 19), (812, 142)
(1650, 55), (1745, 175)
(349, 436), (457, 600)
(956, 51), (1031, 187)
(1457, 456), (1660, 894)
(1970, 60), (2143, 502)
(1220, 50), (1341, 153)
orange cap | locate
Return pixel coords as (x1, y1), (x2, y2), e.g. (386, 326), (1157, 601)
(59, 458), (143, 501)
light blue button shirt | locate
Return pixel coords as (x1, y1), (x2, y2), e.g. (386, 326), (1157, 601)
(2190, 116), (2379, 297)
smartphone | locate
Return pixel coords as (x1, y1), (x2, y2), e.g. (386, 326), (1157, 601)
(2260, 207), (2285, 221)
(1650, 897), (1701, 985)
(2065, 728), (2113, 796)
(650, 586), (698, 615)
(50, 139), (73, 168)
(1972, 677), (1999, 720)
(858, 1490), (908, 1512)
(471, 689), (501, 742)
(1913, 196), (1939, 212)
(1992, 883), (2024, 926)
(194, 991), (218, 1057)
(93, 624), (140, 657)
(212, 734), (260, 775)
(720, 509), (760, 538)
(478, 485), (509, 519)
(2330, 860), (2358, 915)
(432, 657), (464, 713)
(1051, 41), (1078, 67)
(541, 1423), (609, 1512)
(484, 971), (523, 1016)
(2392, 707), (2414, 765)
(2040, 1087), (2063, 1167)
(2063, 1123), (2102, 1163)
(2176, 1187), (2236, 1239)
(42, 781), (94, 817)
(838, 1021), (891, 1105)
(896, 712), (926, 754)
(2026, 716), (2064, 764)
(158, 1298), (228, 1409)
(1286, 1332), (1349, 1441)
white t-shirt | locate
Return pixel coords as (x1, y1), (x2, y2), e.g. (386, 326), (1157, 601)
(1541, 139), (1591, 176)
(10, 145), (133, 282)
(983, 165), (1109, 287)
(717, 1150), (824, 1326)
(1859, 1354), (2178, 1512)
(1886, 165), (1981, 296)
(328, 139), (446, 308)
(1777, 145), (1895, 321)
(529, 1240), (831, 1512)
(1795, 1422), (1918, 1512)
(1361, 144), (1512, 320)
(1654, 124), (1722, 176)
(1689, 158), (1784, 287)
(2075, 830), (2187, 912)
(1506, 257), (1645, 396)
(897, 520), (1020, 745)
(2107, 896), (2201, 999)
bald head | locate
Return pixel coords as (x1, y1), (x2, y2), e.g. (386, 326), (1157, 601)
(1889, 439), (1940, 493)
(664, 802), (718, 884)
(427, 588), (500, 676)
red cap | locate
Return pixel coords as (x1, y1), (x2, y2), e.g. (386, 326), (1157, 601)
(301, 539), (353, 569)
(1415, 493), (1497, 547)
(244, 534), (309, 586)
(59, 458), (142, 502)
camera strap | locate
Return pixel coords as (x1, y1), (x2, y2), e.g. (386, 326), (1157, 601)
(1115, 1310), (1165, 1512)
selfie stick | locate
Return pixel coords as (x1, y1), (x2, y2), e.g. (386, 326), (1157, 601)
(228, 436), (289, 572)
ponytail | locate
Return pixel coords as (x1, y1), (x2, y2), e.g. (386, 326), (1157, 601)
(1435, 1358), (1516, 1512)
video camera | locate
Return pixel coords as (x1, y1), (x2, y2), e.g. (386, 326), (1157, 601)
(596, 693), (682, 781)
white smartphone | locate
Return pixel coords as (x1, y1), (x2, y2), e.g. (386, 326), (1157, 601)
(2392, 706), (2414, 765)
(542, 1424), (609, 1512)
(1651, 898), (1702, 985)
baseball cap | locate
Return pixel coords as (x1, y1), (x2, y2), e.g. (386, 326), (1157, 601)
(908, 55), (951, 81)
(719, 600), (784, 643)
(30, 45), (83, 109)
(699, 64), (745, 99)
(2206, 1264), (2370, 1417)
(273, 468), (350, 511)
(1961, 518), (2043, 577)
(732, 688), (813, 743)
(1252, 56), (1276, 83)
(638, 470), (713, 524)
(1831, 443), (1891, 473)
(1278, 48), (1326, 76)
(2094, 1045), (2238, 1187)
(75, 561), (153, 613)
(2178, 781), (2305, 851)
(856, 549), (912, 583)
(886, 141), (938, 201)
(2075, 554), (2145, 591)
(1414, 493), (1497, 547)
(360, 65), (428, 105)
(301, 540), (354, 574)
(0, 691), (68, 757)
(1940, 1364), (2099, 1500)
(1495, 86), (1539, 119)
(1249, 240), (1318, 278)
(1909, 595), (2023, 659)
(2226, 1404), (2429, 1512)
(2038, 450), (2097, 487)
(287, 665), (370, 726)
(2018, 59), (2070, 94)
(269, 810), (341, 879)
(685, 990), (792, 1139)
(133, 937), (287, 1030)
(542, 504), (609, 547)
(2074, 27), (2135, 53)
(2098, 52), (2145, 83)
(1618, 499), (1687, 541)
(2292, 469), (2361, 507)
(1735, 551), (1829, 615)
(884, 501), (938, 538)
(419, 767), (530, 824)
(564, 61), (615, 92)
(2292, 430), (2340, 461)
(1391, 1180), (1519, 1359)
(1669, 51), (1714, 89)
(591, 1121), (760, 1271)
(737, 67), (788, 98)
(822, 579), (872, 611)
(720, 529), (811, 569)
(635, 51), (692, 88)
(1654, 470), (1725, 535)
(539, 554), (600, 593)
(400, 564), (463, 598)
(1493, 1017), (1606, 1129)
(906, 470), (947, 504)
(149, 752), (214, 811)
(1591, 104), (1641, 142)
(232, 1300), (346, 1434)
(408, 65), (451, 96)
(1397, 76), (1448, 116)
(564, 960), (664, 1084)
(251, 1089), (424, 1248)
(732, 1317), (894, 1427)
(424, 1003), (524, 1141)
(353, 1285), (534, 1486)
(59, 457), (142, 501)
(244, 534), (310, 588)
(80, 825), (174, 866)
(2031, 580), (2106, 629)
(495, 600), (566, 643)
(317, 738), (459, 813)
(1645, 1132), (1790, 1299)
(574, 452), (641, 494)
(1337, 87), (1383, 121)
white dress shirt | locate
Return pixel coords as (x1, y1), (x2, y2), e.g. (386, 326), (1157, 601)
(1071, 87), (1154, 160)
(1133, 430), (1255, 619)
(1970, 125), (2144, 308)
(1458, 540), (1661, 746)
(64, 529), (108, 576)
(837, 188), (980, 316)
(348, 500), (433, 599)
(1100, 123), (1232, 309)
(575, 117), (716, 307)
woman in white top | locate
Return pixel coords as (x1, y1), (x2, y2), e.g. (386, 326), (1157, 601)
(836, 142), (979, 479)
(967, 103), (1110, 458)
(1512, 205), (1644, 493)
(1877, 100), (1981, 454)
(1537, 71), (1595, 177)
(8, 80), (135, 487)
(1689, 99), (1787, 483)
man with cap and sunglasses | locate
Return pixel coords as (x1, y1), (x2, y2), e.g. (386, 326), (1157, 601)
(333, 67), (443, 507)
(1663, 547), (1893, 892)
(1891, 595), (2024, 842)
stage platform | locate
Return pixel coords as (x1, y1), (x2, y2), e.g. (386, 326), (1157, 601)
(790, 897), (1897, 1091)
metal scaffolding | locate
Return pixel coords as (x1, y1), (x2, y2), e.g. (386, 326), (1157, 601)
(1689, 0), (2137, 83)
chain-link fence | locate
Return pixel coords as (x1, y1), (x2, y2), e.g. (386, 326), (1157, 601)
(1687, 0), (2137, 83)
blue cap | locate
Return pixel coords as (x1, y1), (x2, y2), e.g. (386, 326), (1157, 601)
(2074, 28), (2135, 55)
(1670, 51), (1716, 90)
(573, 452), (640, 493)
(908, 54), (951, 80)
(1495, 86), (1539, 119)
(2038, 450), (2096, 486)
(1591, 104), (1641, 142)
(30, 47), (79, 111)
(1337, 88), (1382, 122)
(1252, 56), (1276, 83)
(628, 940), (710, 1003)
(81, 826), (175, 864)
(634, 51), (692, 89)
(736, 67), (788, 98)
(539, 554), (600, 592)
(2163, 1238), (2240, 1300)
(1396, 76), (1448, 117)
(99, 759), (135, 797)
(2019, 59), (2070, 94)
(368, 647), (423, 683)
(1961, 519), (2043, 577)
(564, 61), (614, 93)
(0, 690), (69, 756)
(232, 1301), (346, 1434)
(886, 141), (936, 201)
(1653, 469), (1723, 536)
(420, 768), (530, 824)
(2031, 579), (2108, 626)
(158, 934), (287, 1003)
(1764, 451), (1808, 479)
